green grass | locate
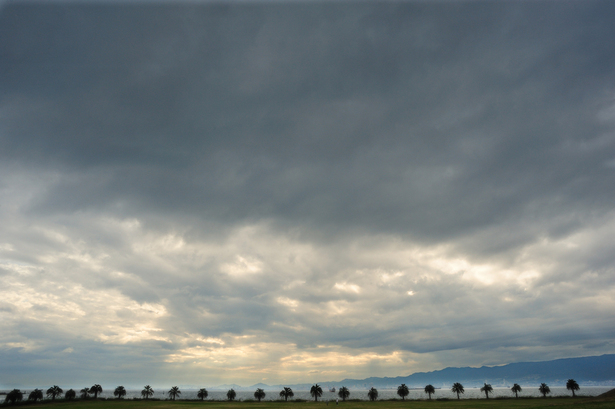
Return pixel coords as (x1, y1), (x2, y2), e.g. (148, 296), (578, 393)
(5, 397), (615, 409)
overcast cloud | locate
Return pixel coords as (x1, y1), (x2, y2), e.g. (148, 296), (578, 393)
(1, 0), (615, 389)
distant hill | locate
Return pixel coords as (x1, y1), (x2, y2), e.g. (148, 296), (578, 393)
(211, 383), (244, 391)
(239, 354), (615, 390)
(324, 354), (615, 389)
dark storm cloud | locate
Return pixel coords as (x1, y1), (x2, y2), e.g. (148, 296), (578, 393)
(1, 0), (615, 387)
(1, 1), (614, 243)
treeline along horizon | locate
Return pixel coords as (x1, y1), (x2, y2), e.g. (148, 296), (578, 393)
(3, 379), (583, 404)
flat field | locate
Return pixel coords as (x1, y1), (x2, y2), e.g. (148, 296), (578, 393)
(14, 397), (615, 409)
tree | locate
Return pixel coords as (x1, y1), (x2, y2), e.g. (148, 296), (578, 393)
(141, 385), (154, 400)
(451, 383), (464, 400)
(114, 386), (126, 399)
(197, 388), (208, 401)
(254, 388), (266, 402)
(397, 384), (409, 400)
(338, 387), (350, 402)
(566, 379), (580, 397)
(480, 383), (493, 399)
(279, 387), (294, 402)
(227, 389), (236, 401)
(80, 388), (90, 399)
(511, 383), (522, 398)
(28, 389), (43, 402)
(89, 384), (102, 399)
(47, 386), (64, 401)
(65, 389), (76, 400)
(367, 387), (378, 401)
(539, 383), (551, 398)
(168, 386), (181, 401)
(5, 389), (23, 404)
(310, 384), (323, 402)
(424, 385), (435, 400)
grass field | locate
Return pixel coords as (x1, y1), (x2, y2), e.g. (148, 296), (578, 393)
(7, 396), (615, 409)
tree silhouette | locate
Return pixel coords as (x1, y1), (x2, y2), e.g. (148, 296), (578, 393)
(197, 388), (208, 401)
(80, 388), (90, 399)
(227, 389), (236, 401)
(424, 385), (435, 400)
(254, 388), (266, 402)
(5, 389), (23, 404)
(511, 383), (522, 398)
(141, 385), (154, 400)
(65, 389), (76, 400)
(310, 384), (323, 402)
(168, 386), (181, 401)
(397, 384), (409, 400)
(566, 379), (580, 397)
(47, 386), (63, 401)
(451, 383), (464, 400)
(539, 383), (550, 398)
(89, 385), (102, 399)
(279, 387), (294, 401)
(114, 386), (126, 399)
(367, 387), (378, 401)
(338, 386), (350, 401)
(480, 383), (493, 399)
(28, 389), (43, 402)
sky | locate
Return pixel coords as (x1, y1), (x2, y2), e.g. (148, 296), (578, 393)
(1, 0), (615, 390)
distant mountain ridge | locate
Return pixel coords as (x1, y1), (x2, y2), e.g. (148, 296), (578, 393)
(326, 354), (615, 389)
(225, 354), (615, 391)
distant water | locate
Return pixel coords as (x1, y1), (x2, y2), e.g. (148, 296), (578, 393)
(5, 387), (610, 401)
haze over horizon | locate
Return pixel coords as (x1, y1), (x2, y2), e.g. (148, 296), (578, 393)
(1, 0), (615, 389)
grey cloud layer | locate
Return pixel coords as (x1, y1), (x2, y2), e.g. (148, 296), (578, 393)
(4, 2), (615, 239)
(1, 1), (615, 387)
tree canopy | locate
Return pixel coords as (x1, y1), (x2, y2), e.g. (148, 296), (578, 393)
(47, 386), (63, 401)
(338, 386), (350, 401)
(227, 389), (236, 401)
(141, 385), (154, 399)
(89, 385), (102, 399)
(114, 386), (126, 399)
(279, 387), (294, 402)
(197, 388), (208, 401)
(424, 385), (435, 400)
(310, 384), (323, 402)
(511, 383), (522, 398)
(254, 388), (266, 402)
(64, 389), (76, 400)
(168, 386), (181, 401)
(566, 379), (580, 397)
(480, 383), (493, 399)
(397, 384), (409, 400)
(451, 383), (464, 400)
(539, 383), (551, 398)
(28, 389), (43, 402)
(5, 390), (23, 405)
(367, 387), (378, 401)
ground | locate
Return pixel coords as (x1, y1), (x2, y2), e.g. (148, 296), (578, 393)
(5, 394), (615, 409)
